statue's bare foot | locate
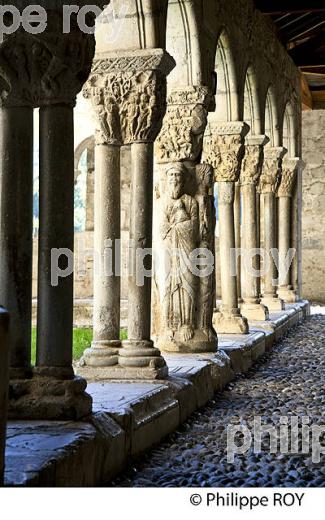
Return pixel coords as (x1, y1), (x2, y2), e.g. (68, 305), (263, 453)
(202, 327), (217, 342)
(179, 324), (194, 342)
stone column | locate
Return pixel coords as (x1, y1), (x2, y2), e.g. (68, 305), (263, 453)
(234, 182), (242, 302)
(277, 158), (301, 303)
(2, 4), (105, 418)
(259, 147), (287, 311)
(0, 308), (9, 486)
(0, 106), (33, 379)
(80, 49), (175, 379)
(85, 145), (95, 232)
(154, 86), (218, 353)
(240, 136), (270, 321)
(204, 120), (249, 334)
(81, 86), (122, 370)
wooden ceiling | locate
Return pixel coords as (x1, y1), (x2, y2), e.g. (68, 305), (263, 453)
(255, 1), (325, 109)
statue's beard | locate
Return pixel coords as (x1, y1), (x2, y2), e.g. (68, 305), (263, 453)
(168, 185), (182, 199)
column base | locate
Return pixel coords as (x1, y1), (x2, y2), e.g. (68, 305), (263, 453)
(118, 340), (168, 379)
(261, 296), (285, 312)
(80, 340), (120, 367)
(8, 368), (92, 420)
(241, 302), (270, 322)
(277, 287), (298, 303)
(213, 310), (249, 334)
(157, 327), (218, 354)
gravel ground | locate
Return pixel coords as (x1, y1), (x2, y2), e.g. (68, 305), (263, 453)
(111, 315), (325, 487)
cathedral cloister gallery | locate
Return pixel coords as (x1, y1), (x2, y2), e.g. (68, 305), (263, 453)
(0, 0), (324, 496)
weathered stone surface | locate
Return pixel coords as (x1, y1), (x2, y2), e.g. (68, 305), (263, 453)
(302, 110), (325, 303)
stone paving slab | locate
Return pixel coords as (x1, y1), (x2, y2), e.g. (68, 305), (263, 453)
(4, 302), (309, 486)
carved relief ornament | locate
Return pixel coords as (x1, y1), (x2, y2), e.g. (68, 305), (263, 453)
(0, 11), (98, 108)
(203, 120), (250, 183)
(277, 158), (302, 198)
(240, 136), (269, 186)
(258, 147), (287, 194)
(83, 49), (176, 146)
(156, 86), (213, 163)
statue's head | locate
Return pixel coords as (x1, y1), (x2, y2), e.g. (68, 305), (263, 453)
(166, 163), (186, 200)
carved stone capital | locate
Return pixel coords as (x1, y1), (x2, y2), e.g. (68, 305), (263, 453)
(277, 157), (302, 197)
(203, 120), (250, 183)
(83, 49), (176, 146)
(0, 6), (102, 108)
(241, 135), (269, 186)
(258, 147), (287, 194)
(156, 86), (213, 163)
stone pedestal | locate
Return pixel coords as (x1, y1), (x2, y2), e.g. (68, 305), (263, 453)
(240, 137), (269, 321)
(277, 158), (301, 303)
(0, 308), (9, 486)
(204, 120), (249, 334)
(259, 147), (286, 312)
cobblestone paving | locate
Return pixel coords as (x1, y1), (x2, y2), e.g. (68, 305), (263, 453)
(111, 315), (325, 487)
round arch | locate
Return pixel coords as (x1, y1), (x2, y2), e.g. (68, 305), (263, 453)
(74, 136), (95, 182)
(282, 101), (297, 157)
(214, 29), (240, 121)
(264, 85), (280, 147)
(166, 0), (203, 88)
(243, 64), (262, 136)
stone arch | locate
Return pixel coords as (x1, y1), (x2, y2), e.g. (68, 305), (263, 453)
(74, 136), (95, 232)
(74, 136), (95, 181)
(166, 0), (203, 88)
(243, 63), (262, 136)
(264, 85), (280, 147)
(282, 101), (298, 157)
(214, 29), (240, 122)
(95, 0), (169, 52)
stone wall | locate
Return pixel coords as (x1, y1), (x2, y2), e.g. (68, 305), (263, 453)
(302, 110), (325, 302)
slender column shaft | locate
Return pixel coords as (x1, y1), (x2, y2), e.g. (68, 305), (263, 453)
(0, 107), (33, 377)
(256, 191), (261, 271)
(278, 196), (291, 287)
(234, 182), (242, 300)
(128, 142), (153, 341)
(93, 144), (121, 344)
(242, 184), (258, 301)
(218, 182), (239, 311)
(36, 105), (74, 371)
(0, 308), (9, 485)
(263, 192), (278, 297)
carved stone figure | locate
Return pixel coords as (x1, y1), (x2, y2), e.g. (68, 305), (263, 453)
(155, 163), (217, 353)
(161, 164), (199, 343)
(195, 163), (218, 342)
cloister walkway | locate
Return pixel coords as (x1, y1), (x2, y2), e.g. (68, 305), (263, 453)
(112, 315), (325, 488)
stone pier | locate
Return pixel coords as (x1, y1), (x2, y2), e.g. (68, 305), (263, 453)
(240, 136), (270, 321)
(277, 158), (301, 303)
(259, 147), (287, 312)
(204, 120), (249, 334)
(78, 49), (175, 379)
(1, 3), (106, 420)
